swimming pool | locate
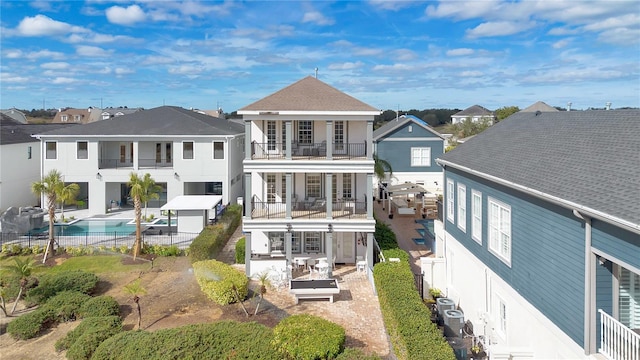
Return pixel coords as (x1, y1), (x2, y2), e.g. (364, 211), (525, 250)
(34, 219), (137, 236)
(414, 219), (435, 238)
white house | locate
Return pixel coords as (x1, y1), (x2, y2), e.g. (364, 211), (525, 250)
(33, 106), (245, 215)
(451, 105), (495, 125)
(238, 76), (379, 280)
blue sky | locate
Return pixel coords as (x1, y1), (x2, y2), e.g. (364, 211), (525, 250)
(1, 1), (639, 113)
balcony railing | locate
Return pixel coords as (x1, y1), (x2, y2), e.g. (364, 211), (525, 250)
(99, 158), (172, 169)
(251, 200), (367, 220)
(251, 141), (367, 160)
(599, 309), (640, 360)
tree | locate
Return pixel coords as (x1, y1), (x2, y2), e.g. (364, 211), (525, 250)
(0, 280), (9, 317)
(128, 173), (146, 261)
(4, 257), (36, 314)
(139, 173), (161, 219)
(494, 106), (520, 122)
(373, 153), (393, 183)
(123, 279), (146, 329)
(253, 271), (272, 316)
(56, 182), (80, 222)
(32, 169), (63, 263)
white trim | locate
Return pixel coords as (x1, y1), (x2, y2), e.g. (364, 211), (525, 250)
(457, 184), (466, 232)
(494, 291), (508, 341)
(182, 140), (195, 160)
(410, 147), (431, 167)
(488, 197), (511, 267)
(238, 110), (380, 116)
(381, 137), (443, 142)
(76, 140), (88, 160)
(472, 190), (482, 244)
(45, 140), (57, 160)
(447, 179), (455, 223)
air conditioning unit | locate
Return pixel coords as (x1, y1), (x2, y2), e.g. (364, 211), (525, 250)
(436, 297), (455, 318)
(444, 309), (465, 338)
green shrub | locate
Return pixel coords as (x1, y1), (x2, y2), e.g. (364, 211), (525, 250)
(272, 314), (345, 360)
(92, 321), (278, 360)
(7, 306), (56, 340)
(193, 259), (248, 305)
(44, 290), (92, 321)
(335, 348), (383, 360)
(189, 204), (241, 263)
(374, 221), (398, 250)
(235, 237), (246, 264)
(78, 295), (120, 318)
(143, 243), (182, 256)
(373, 260), (454, 360)
(27, 270), (98, 304)
(56, 316), (122, 360)
(382, 248), (410, 263)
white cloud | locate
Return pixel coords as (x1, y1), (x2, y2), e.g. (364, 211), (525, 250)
(393, 49), (418, 61)
(0, 73), (29, 82)
(426, 0), (501, 20)
(597, 27), (640, 45)
(76, 45), (113, 57)
(583, 14), (640, 31)
(105, 5), (146, 26)
(328, 61), (364, 70)
(466, 21), (536, 38)
(447, 48), (474, 56)
(67, 32), (139, 44)
(368, 0), (417, 11)
(302, 11), (335, 25)
(17, 15), (87, 36)
(552, 39), (571, 49)
(115, 67), (134, 75)
(41, 62), (70, 70)
(30, 1), (53, 12)
(460, 70), (483, 77)
(51, 77), (78, 84)
(3, 49), (66, 60)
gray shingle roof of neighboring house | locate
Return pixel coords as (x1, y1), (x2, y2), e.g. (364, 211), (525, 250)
(520, 101), (559, 113)
(452, 105), (494, 117)
(239, 76), (379, 112)
(438, 109), (640, 231)
(1, 108), (28, 123)
(34, 106), (245, 137)
(373, 114), (444, 140)
(1, 114), (76, 145)
(100, 107), (143, 118)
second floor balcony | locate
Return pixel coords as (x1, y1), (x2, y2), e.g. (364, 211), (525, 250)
(251, 198), (368, 220)
(251, 141), (367, 160)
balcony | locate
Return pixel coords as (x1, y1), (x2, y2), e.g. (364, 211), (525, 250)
(251, 141), (367, 160)
(251, 199), (367, 220)
(599, 309), (640, 360)
(99, 158), (173, 170)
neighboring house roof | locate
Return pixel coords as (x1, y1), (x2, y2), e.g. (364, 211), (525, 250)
(1, 114), (76, 145)
(0, 108), (27, 123)
(100, 107), (143, 119)
(438, 109), (640, 231)
(520, 101), (559, 113)
(238, 76), (379, 113)
(34, 106), (245, 137)
(452, 105), (494, 117)
(373, 114), (444, 140)
(52, 108), (101, 124)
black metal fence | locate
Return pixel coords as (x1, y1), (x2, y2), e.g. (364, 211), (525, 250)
(0, 231), (198, 250)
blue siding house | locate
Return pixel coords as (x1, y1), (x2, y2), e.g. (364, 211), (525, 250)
(373, 114), (444, 194)
(435, 109), (640, 359)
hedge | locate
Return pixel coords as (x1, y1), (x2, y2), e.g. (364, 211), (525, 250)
(78, 295), (120, 318)
(235, 237), (246, 264)
(374, 220), (398, 251)
(55, 315), (122, 360)
(27, 270), (99, 304)
(189, 204), (241, 263)
(91, 321), (279, 360)
(335, 348), (383, 360)
(192, 259), (248, 305)
(373, 259), (454, 360)
(272, 314), (346, 360)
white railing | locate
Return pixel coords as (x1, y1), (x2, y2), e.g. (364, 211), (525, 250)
(599, 309), (640, 360)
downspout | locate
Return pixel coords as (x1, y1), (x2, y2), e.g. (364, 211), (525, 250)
(573, 209), (595, 355)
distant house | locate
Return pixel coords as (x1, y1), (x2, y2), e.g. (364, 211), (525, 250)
(0, 114), (75, 211)
(33, 106), (245, 216)
(520, 101), (559, 113)
(52, 107), (101, 124)
(100, 107), (143, 120)
(433, 109), (640, 359)
(0, 108), (27, 124)
(451, 105), (495, 124)
(373, 114), (444, 193)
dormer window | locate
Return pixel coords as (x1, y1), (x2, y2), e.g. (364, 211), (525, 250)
(61, 115), (68, 122)
(74, 115), (82, 122)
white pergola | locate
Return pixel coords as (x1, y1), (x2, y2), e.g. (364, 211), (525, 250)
(381, 182), (430, 218)
(161, 195), (223, 233)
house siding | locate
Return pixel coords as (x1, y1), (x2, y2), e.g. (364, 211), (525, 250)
(591, 220), (640, 271)
(444, 167), (586, 346)
(376, 123), (443, 173)
(595, 259), (614, 349)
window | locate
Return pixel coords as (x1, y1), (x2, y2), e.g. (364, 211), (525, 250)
(446, 179), (454, 223)
(411, 147), (431, 166)
(28, 146), (32, 159)
(281, 174), (287, 202)
(61, 115), (68, 122)
(342, 174), (352, 199)
(495, 294), (507, 337)
(306, 174), (321, 198)
(457, 184), (466, 232)
(267, 121), (276, 151)
(298, 121), (312, 144)
(183, 142), (194, 159)
(619, 267), (640, 329)
(472, 190), (482, 243)
(334, 121), (344, 151)
(156, 143), (162, 163)
(267, 174), (276, 202)
(74, 115), (82, 122)
(166, 143), (172, 163)
(269, 232), (285, 253)
(213, 141), (224, 159)
(77, 141), (88, 159)
(291, 232), (301, 253)
(46, 141), (57, 159)
(304, 232), (321, 253)
(205, 182), (222, 195)
(488, 198), (511, 265)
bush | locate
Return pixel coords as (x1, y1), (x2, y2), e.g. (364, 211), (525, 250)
(189, 204), (241, 263)
(45, 290), (92, 321)
(55, 316), (122, 360)
(27, 270), (98, 304)
(7, 306), (56, 340)
(374, 221), (398, 250)
(373, 260), (454, 360)
(92, 321), (278, 360)
(192, 259), (248, 305)
(235, 237), (246, 264)
(78, 295), (120, 318)
(272, 314), (345, 360)
(335, 348), (383, 360)
(143, 244), (182, 256)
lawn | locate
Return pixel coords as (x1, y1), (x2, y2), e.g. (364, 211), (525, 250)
(1, 255), (151, 276)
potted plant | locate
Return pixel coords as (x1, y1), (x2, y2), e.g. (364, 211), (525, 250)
(470, 344), (485, 359)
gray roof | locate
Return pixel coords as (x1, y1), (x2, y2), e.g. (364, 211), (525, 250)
(239, 76), (379, 112)
(438, 109), (640, 230)
(453, 105), (494, 117)
(34, 106), (245, 137)
(373, 114), (444, 140)
(1, 114), (76, 145)
(521, 101), (559, 113)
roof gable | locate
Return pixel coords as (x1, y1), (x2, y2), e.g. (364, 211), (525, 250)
(1, 114), (76, 145)
(373, 115), (444, 140)
(521, 101), (559, 113)
(238, 76), (379, 113)
(453, 105), (494, 117)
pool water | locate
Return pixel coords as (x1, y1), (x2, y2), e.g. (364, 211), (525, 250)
(414, 219), (435, 238)
(413, 238), (426, 245)
(35, 219), (137, 236)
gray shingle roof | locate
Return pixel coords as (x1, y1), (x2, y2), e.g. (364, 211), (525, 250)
(453, 105), (494, 117)
(520, 101), (559, 113)
(1, 114), (76, 145)
(239, 76), (379, 112)
(373, 115), (444, 140)
(34, 106), (244, 137)
(438, 109), (640, 229)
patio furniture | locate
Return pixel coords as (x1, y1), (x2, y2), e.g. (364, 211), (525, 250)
(316, 262), (329, 279)
(289, 279), (340, 304)
(294, 256), (310, 270)
(356, 255), (367, 273)
(309, 198), (326, 211)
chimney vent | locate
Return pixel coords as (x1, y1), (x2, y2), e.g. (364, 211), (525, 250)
(605, 102), (611, 110)
(566, 102), (572, 111)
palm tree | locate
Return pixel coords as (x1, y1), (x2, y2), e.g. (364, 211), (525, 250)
(128, 173), (145, 261)
(140, 173), (161, 219)
(4, 257), (36, 314)
(373, 153), (393, 183)
(254, 271), (272, 315)
(123, 279), (146, 329)
(32, 169), (63, 263)
(56, 182), (80, 222)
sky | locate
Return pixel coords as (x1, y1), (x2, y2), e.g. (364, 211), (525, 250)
(1, 0), (639, 113)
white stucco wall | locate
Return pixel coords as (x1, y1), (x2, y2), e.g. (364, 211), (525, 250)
(176, 209), (206, 233)
(0, 142), (41, 211)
